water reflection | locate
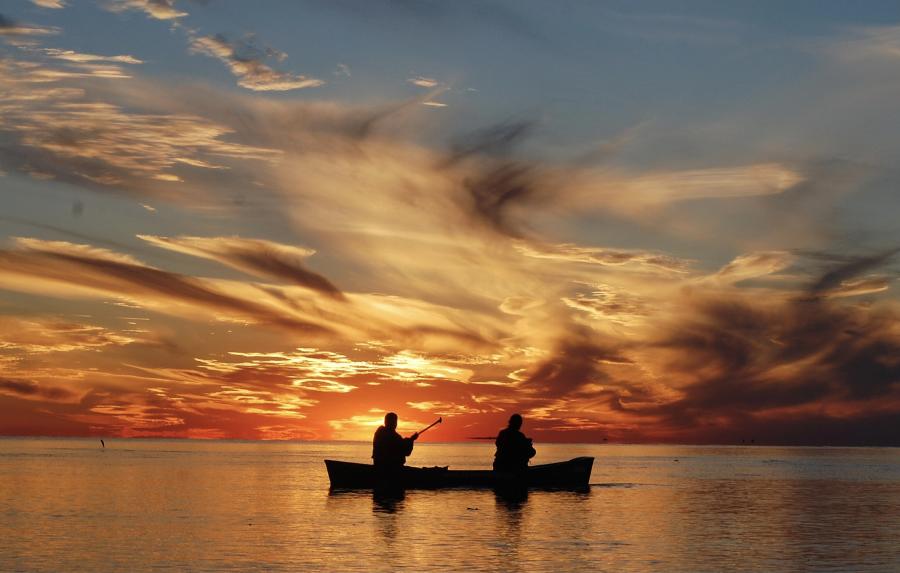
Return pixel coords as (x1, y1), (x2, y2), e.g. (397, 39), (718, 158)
(493, 488), (527, 569)
(372, 490), (405, 514)
(1, 440), (897, 573)
(494, 486), (529, 508)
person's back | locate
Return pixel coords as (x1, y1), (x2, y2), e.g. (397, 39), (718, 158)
(372, 412), (418, 470)
(493, 414), (536, 472)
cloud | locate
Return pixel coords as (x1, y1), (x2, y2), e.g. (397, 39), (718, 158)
(520, 331), (631, 397)
(0, 20), (897, 444)
(100, 0), (187, 20)
(406, 400), (484, 415)
(0, 13), (60, 36)
(562, 284), (649, 326)
(30, 0), (66, 8)
(189, 34), (324, 91)
(824, 277), (892, 298)
(0, 316), (135, 353)
(807, 248), (900, 297)
(440, 121), (546, 237)
(713, 251), (794, 284)
(138, 235), (345, 299)
(43, 49), (143, 65)
(0, 57), (279, 197)
(446, 120), (534, 161)
(646, 285), (900, 440)
(0, 378), (74, 401)
(408, 76), (439, 88)
(623, 162), (804, 203)
(0, 238), (333, 334)
(292, 379), (356, 393)
(516, 241), (691, 273)
(0, 238), (503, 352)
(208, 347), (474, 390)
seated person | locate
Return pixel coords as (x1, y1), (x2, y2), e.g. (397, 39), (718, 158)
(372, 412), (419, 470)
(493, 413), (536, 473)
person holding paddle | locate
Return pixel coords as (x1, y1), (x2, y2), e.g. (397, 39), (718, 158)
(372, 412), (438, 469)
(493, 413), (536, 473)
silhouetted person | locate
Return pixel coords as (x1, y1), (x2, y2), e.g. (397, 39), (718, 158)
(372, 412), (419, 470)
(493, 414), (535, 473)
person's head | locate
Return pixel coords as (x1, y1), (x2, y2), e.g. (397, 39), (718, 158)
(507, 413), (523, 430)
(384, 412), (398, 430)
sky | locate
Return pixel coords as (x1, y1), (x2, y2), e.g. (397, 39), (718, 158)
(1, 0), (899, 445)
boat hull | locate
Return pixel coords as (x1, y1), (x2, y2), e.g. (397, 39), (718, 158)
(325, 456), (593, 490)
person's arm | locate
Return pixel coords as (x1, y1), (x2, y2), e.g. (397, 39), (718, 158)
(402, 432), (418, 455)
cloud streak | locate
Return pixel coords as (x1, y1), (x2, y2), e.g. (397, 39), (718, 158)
(100, 0), (187, 20)
(0, 13), (59, 36)
(0, 238), (333, 334)
(0, 378), (74, 401)
(138, 235), (345, 299)
(189, 34), (323, 91)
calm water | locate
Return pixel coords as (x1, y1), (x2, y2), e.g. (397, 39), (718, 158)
(0, 439), (898, 572)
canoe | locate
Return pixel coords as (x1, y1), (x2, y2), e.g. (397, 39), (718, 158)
(325, 456), (593, 490)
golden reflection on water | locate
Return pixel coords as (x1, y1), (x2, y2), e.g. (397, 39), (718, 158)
(0, 439), (898, 572)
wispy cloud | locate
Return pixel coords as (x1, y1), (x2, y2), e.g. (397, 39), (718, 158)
(516, 242), (691, 273)
(100, 0), (187, 20)
(0, 378), (74, 401)
(623, 162), (804, 203)
(407, 75), (439, 88)
(807, 248), (900, 297)
(189, 34), (323, 91)
(713, 251), (794, 284)
(0, 13), (59, 37)
(138, 235), (345, 299)
(43, 48), (143, 65)
(0, 57), (279, 197)
(30, 0), (66, 8)
(0, 316), (136, 353)
(0, 238), (333, 334)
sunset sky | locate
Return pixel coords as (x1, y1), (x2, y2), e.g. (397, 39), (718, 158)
(1, 0), (899, 444)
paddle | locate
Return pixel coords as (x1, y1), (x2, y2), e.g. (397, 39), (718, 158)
(415, 417), (442, 438)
